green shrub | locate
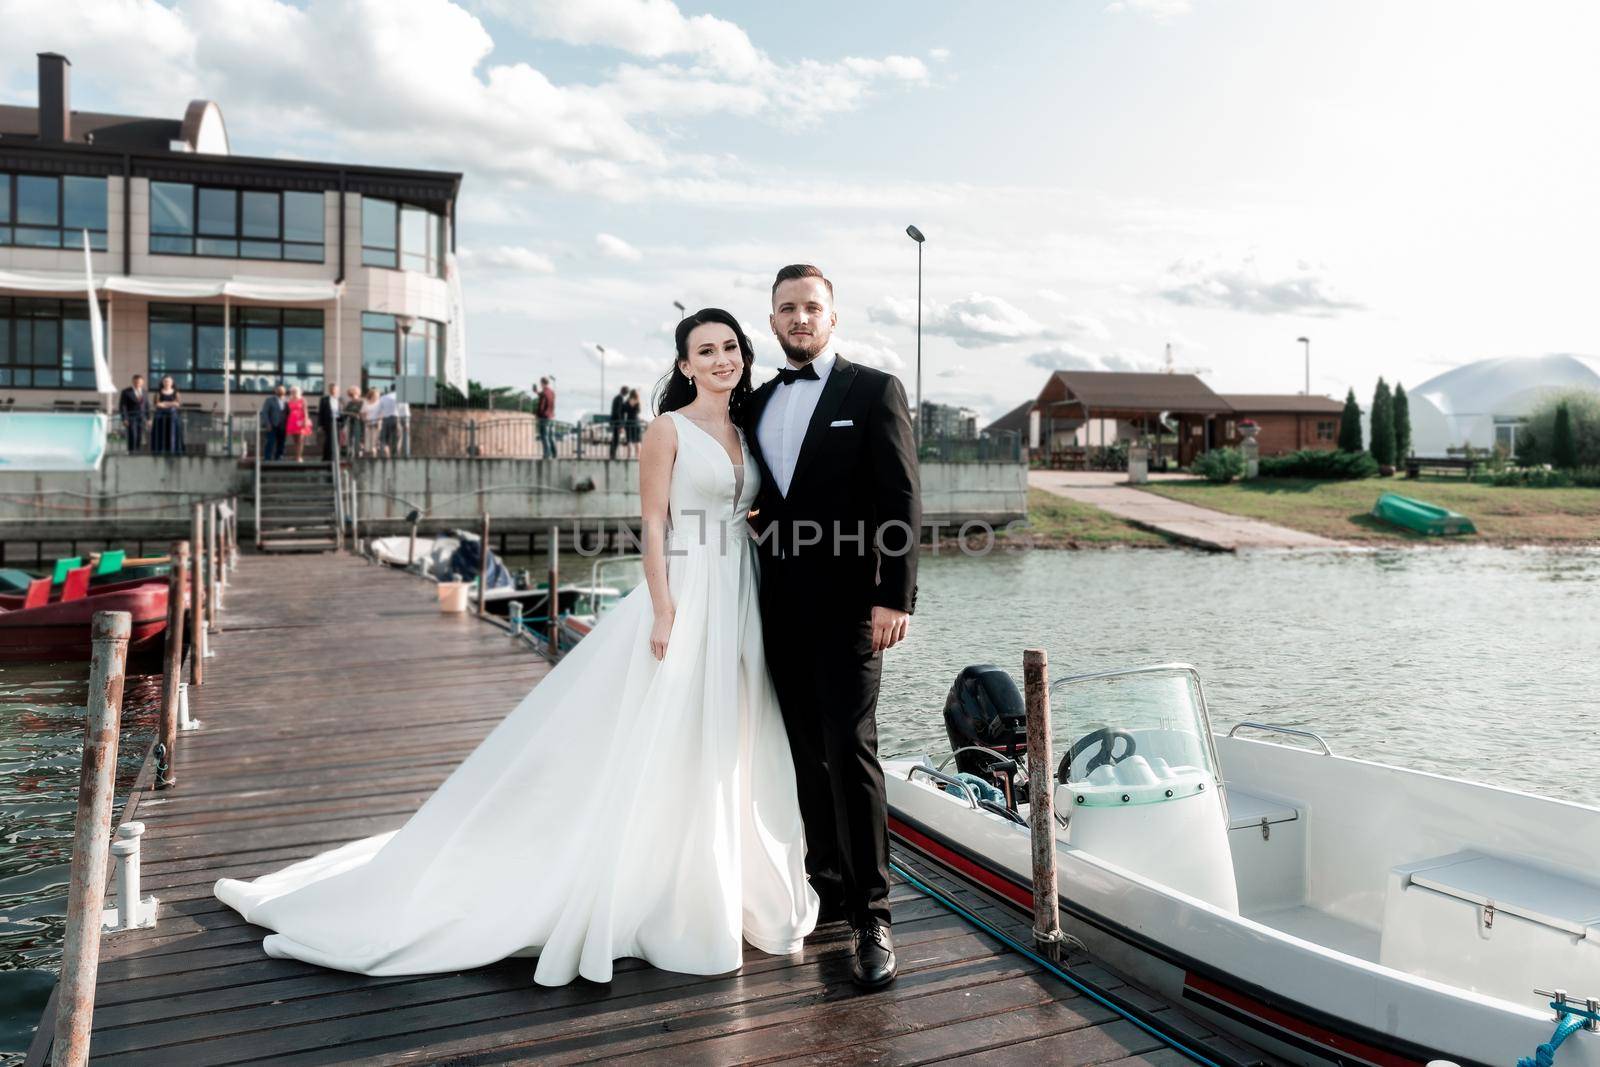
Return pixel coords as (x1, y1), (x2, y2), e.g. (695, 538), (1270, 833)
(1338, 389), (1363, 452)
(1258, 449), (1379, 479)
(1393, 383), (1412, 460)
(1194, 447), (1246, 483)
(1491, 467), (1573, 488)
(1553, 401), (1578, 469)
(1518, 390), (1600, 467)
(1370, 378), (1396, 466)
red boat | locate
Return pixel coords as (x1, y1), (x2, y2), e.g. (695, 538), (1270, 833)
(0, 567), (170, 661)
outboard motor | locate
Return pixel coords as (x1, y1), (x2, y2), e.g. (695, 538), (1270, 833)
(943, 665), (1028, 800)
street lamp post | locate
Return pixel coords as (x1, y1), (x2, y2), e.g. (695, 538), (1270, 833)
(906, 225), (926, 446)
(673, 301), (686, 320)
(595, 344), (607, 413)
(1297, 336), (1310, 395)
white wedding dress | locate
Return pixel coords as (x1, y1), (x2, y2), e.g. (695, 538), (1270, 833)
(215, 411), (818, 985)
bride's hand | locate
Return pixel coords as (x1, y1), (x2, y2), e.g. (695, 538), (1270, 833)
(650, 609), (674, 660)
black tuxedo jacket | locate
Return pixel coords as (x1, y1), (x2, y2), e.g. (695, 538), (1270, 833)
(317, 393), (339, 428)
(119, 387), (148, 419)
(744, 355), (920, 615)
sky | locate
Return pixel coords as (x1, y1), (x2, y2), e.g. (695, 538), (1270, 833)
(3, 0), (1598, 422)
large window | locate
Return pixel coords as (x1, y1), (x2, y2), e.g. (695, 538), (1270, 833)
(1, 173), (108, 250)
(361, 196), (443, 274)
(0, 297), (103, 388)
(149, 304), (324, 393)
(150, 182), (324, 261)
(1316, 419), (1336, 441)
(362, 311), (443, 395)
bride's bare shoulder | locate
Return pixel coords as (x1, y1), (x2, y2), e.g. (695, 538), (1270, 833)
(640, 413), (677, 459)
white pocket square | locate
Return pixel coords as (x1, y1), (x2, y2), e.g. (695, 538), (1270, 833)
(829, 419), (854, 427)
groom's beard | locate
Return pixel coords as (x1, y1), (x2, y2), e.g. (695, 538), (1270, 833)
(777, 331), (828, 364)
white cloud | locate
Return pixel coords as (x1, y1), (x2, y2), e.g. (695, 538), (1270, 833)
(1061, 314), (1111, 341)
(929, 47), (951, 61)
(596, 233), (645, 262)
(1158, 256), (1363, 317)
(1105, 0), (1193, 21)
(834, 332), (907, 372)
(869, 292), (1055, 348)
(462, 245), (557, 273)
(1026, 344), (1163, 374)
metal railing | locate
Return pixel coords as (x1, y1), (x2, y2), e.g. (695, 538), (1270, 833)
(919, 430), (1023, 464)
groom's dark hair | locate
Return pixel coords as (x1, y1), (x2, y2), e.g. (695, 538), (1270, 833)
(772, 263), (834, 301)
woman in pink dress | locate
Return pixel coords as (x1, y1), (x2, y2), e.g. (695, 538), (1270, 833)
(286, 385), (313, 462)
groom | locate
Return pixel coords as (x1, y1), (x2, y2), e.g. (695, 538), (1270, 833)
(746, 264), (921, 989)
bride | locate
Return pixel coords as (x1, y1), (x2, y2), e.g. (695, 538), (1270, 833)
(215, 308), (819, 986)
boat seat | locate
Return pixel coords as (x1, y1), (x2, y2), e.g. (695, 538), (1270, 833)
(96, 550), (126, 576)
(1379, 850), (1600, 1006)
(1225, 786), (1299, 830)
(22, 577), (52, 610)
(51, 557), (84, 584)
(60, 566), (92, 602)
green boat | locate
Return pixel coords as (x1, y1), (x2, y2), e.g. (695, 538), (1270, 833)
(1371, 491), (1477, 536)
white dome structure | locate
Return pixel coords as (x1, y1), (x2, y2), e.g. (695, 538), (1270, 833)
(1405, 354), (1600, 456)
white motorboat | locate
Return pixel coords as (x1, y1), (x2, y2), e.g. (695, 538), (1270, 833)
(885, 664), (1600, 1067)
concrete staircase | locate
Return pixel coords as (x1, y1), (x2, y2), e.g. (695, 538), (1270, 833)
(256, 462), (342, 553)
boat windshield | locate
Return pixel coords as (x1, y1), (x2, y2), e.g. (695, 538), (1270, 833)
(589, 556), (644, 618)
(1050, 665), (1221, 803)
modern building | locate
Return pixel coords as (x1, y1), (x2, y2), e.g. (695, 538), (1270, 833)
(1019, 370), (1343, 466)
(0, 53), (462, 430)
(920, 400), (979, 440)
(1403, 354), (1600, 456)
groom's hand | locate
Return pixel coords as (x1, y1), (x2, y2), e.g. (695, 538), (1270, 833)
(870, 606), (910, 653)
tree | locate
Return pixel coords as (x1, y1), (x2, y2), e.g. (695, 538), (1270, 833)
(1338, 388), (1363, 452)
(1553, 401), (1578, 469)
(1392, 383), (1411, 461)
(1369, 378), (1396, 466)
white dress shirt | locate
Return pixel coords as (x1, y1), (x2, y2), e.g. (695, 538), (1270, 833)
(756, 352), (835, 498)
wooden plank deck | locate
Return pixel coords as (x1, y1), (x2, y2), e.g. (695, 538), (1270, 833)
(54, 552), (1260, 1065)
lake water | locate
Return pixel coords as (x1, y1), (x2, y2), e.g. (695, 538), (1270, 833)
(1, 545), (1596, 1061)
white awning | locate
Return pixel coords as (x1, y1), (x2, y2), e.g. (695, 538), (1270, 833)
(0, 268), (340, 303)
(0, 268), (112, 295)
(105, 275), (342, 303)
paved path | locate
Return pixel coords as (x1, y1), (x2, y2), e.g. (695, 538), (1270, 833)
(1030, 470), (1345, 551)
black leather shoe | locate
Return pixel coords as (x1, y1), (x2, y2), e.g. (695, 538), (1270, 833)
(851, 921), (896, 989)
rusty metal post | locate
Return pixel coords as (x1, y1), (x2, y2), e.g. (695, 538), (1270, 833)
(190, 504), (205, 685)
(1024, 648), (1063, 963)
(54, 610), (132, 1066)
(477, 512), (491, 617)
(157, 541), (188, 790)
(546, 525), (560, 652)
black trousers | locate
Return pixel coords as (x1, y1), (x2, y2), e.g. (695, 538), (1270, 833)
(759, 559), (890, 927)
(123, 414), (144, 452)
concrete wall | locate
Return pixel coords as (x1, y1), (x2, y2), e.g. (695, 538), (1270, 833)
(0, 456), (1027, 542)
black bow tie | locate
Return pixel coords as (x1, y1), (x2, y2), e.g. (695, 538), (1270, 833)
(776, 363), (820, 386)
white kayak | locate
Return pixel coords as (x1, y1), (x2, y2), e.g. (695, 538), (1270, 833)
(886, 663), (1600, 1067)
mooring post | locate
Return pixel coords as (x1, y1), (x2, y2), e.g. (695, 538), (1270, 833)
(1024, 648), (1064, 963)
(208, 502), (223, 626)
(190, 504), (206, 682)
(546, 524), (560, 653)
(54, 610), (132, 1066)
(508, 600), (524, 640)
(477, 512), (491, 618)
(228, 495), (240, 569)
(157, 542), (188, 790)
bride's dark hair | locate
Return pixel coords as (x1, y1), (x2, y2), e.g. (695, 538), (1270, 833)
(655, 308), (757, 421)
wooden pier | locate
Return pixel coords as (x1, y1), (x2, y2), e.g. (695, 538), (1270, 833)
(34, 553), (1259, 1065)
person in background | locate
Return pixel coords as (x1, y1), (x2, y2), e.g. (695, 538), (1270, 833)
(362, 388), (383, 458)
(286, 385), (312, 463)
(378, 387), (400, 459)
(319, 383), (341, 462)
(344, 386), (365, 457)
(119, 374), (149, 453)
(534, 376), (557, 458)
(261, 384), (290, 462)
(625, 388), (643, 457)
(152, 375), (183, 455)
(609, 384), (630, 460)
(396, 393), (412, 457)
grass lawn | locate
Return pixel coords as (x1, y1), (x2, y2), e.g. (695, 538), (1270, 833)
(1142, 477), (1600, 544)
(997, 488), (1173, 548)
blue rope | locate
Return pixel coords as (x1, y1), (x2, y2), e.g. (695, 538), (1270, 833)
(889, 860), (1228, 1067)
(1518, 1008), (1592, 1067)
